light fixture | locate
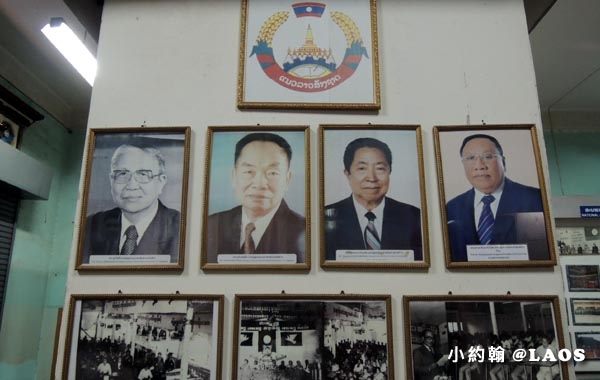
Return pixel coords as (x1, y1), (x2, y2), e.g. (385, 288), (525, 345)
(41, 17), (97, 86)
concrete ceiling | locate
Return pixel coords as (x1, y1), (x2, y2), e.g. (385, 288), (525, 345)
(0, 0), (597, 131)
(530, 0), (600, 112)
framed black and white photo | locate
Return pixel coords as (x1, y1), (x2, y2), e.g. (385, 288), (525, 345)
(570, 298), (600, 325)
(62, 294), (223, 380)
(433, 124), (555, 268)
(320, 125), (429, 269)
(75, 127), (190, 271)
(403, 295), (568, 380)
(201, 126), (310, 271)
(233, 294), (393, 380)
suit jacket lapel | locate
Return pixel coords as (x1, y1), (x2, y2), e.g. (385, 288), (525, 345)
(493, 179), (515, 242)
(255, 200), (291, 253)
(104, 209), (122, 255)
(463, 189), (479, 243)
(342, 196), (366, 249)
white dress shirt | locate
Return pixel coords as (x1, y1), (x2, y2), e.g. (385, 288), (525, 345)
(352, 196), (385, 245)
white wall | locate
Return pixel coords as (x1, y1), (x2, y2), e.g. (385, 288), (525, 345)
(57, 0), (574, 378)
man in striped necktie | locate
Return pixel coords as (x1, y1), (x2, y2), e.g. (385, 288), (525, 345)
(446, 133), (546, 262)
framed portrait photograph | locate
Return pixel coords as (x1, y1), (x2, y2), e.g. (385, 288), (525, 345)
(433, 124), (555, 268)
(319, 125), (429, 269)
(403, 295), (568, 380)
(565, 265), (600, 292)
(201, 126), (310, 270)
(237, 0), (380, 110)
(233, 293), (393, 380)
(62, 294), (224, 380)
(573, 332), (600, 361)
(75, 127), (190, 271)
(570, 298), (600, 325)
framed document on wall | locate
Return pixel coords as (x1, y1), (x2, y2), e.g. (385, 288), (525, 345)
(320, 125), (429, 269)
(237, 0), (380, 110)
(76, 127), (190, 271)
(201, 126), (310, 270)
(433, 124), (555, 268)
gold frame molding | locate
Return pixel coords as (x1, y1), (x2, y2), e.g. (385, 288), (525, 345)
(237, 0), (381, 110)
(433, 124), (556, 268)
(61, 293), (224, 380)
(403, 294), (568, 380)
(233, 293), (394, 380)
(75, 127), (191, 271)
(201, 126), (311, 271)
(319, 124), (430, 269)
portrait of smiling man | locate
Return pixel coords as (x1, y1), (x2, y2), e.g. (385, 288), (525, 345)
(445, 132), (548, 262)
(205, 132), (306, 264)
(81, 143), (182, 264)
(324, 136), (423, 262)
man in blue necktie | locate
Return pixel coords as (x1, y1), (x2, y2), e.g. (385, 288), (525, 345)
(446, 134), (546, 262)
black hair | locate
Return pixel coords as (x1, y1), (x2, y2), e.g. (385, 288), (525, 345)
(343, 137), (392, 172)
(234, 132), (292, 165)
(459, 133), (505, 168)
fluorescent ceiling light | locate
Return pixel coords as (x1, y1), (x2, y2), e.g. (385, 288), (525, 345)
(41, 18), (97, 86)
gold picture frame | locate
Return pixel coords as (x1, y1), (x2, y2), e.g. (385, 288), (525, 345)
(75, 127), (191, 271)
(403, 294), (569, 380)
(233, 293), (394, 380)
(237, 0), (380, 110)
(61, 294), (224, 380)
(201, 126), (311, 271)
(433, 124), (556, 268)
(319, 124), (429, 269)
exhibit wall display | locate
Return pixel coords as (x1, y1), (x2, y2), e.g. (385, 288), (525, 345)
(55, 1), (572, 379)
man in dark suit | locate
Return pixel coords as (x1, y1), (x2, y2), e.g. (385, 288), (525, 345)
(206, 133), (306, 263)
(324, 137), (422, 261)
(82, 144), (180, 264)
(412, 330), (448, 380)
(446, 134), (547, 262)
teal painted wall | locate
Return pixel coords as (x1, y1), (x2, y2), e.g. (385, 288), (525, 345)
(0, 84), (84, 379)
(544, 130), (600, 196)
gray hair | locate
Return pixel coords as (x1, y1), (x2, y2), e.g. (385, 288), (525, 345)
(110, 144), (166, 174)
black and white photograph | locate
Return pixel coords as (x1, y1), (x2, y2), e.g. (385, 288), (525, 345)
(76, 127), (190, 270)
(574, 332), (600, 360)
(566, 265), (600, 292)
(403, 295), (567, 380)
(233, 294), (393, 380)
(63, 294), (223, 380)
(320, 125), (429, 269)
(571, 298), (600, 325)
(433, 125), (555, 268)
(201, 126), (310, 270)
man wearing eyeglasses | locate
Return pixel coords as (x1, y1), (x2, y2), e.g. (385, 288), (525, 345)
(446, 134), (544, 262)
(413, 330), (448, 380)
(82, 144), (180, 263)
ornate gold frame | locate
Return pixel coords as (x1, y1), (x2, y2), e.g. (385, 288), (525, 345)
(75, 127), (191, 271)
(319, 124), (430, 269)
(433, 124), (556, 268)
(237, 0), (381, 110)
(201, 126), (311, 271)
(233, 293), (394, 380)
(61, 293), (224, 380)
(403, 294), (568, 380)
